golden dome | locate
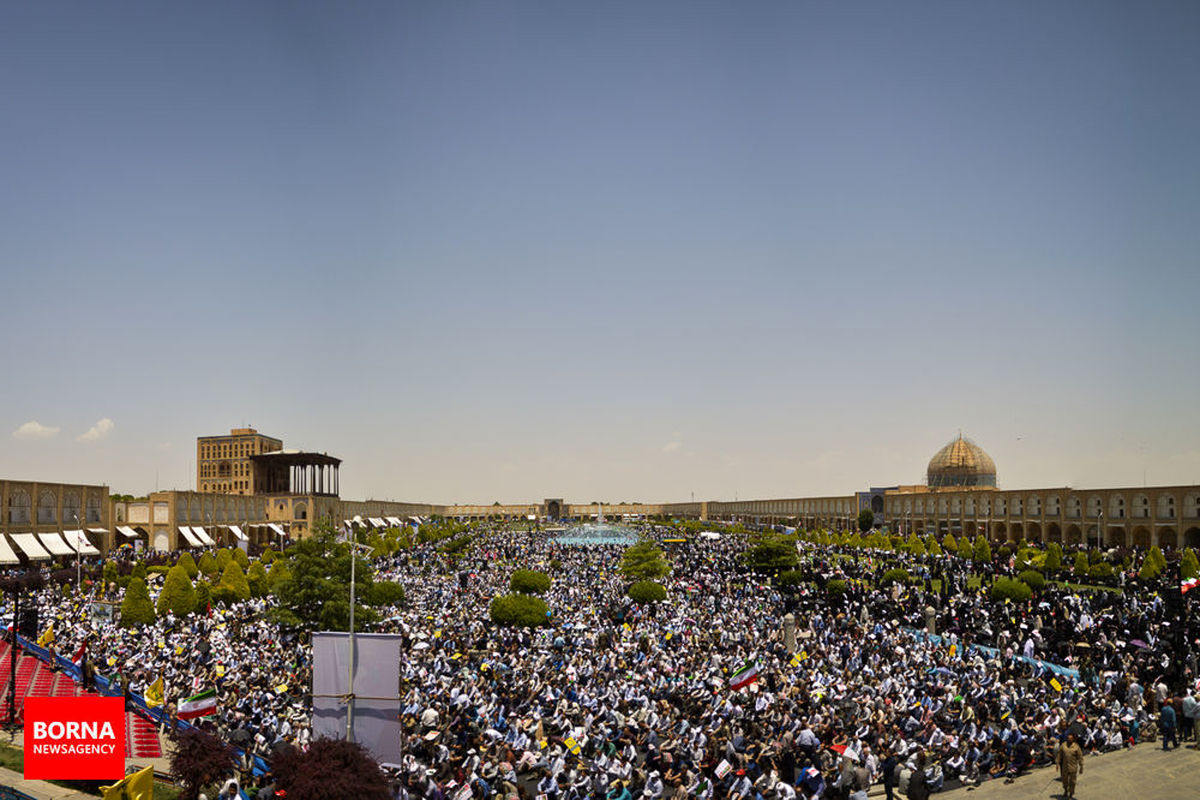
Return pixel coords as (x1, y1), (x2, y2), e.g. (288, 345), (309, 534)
(927, 434), (997, 487)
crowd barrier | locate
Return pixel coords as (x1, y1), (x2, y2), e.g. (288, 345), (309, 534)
(10, 635), (271, 777)
(903, 628), (1081, 680)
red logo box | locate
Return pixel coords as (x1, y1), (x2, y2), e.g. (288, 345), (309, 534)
(24, 696), (126, 780)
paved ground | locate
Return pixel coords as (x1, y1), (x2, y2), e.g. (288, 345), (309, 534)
(918, 744), (1200, 800)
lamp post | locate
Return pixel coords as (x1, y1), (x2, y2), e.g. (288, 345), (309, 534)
(71, 514), (81, 589)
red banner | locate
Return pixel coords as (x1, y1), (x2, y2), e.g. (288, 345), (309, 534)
(23, 696), (126, 780)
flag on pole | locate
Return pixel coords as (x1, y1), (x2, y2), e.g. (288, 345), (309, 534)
(71, 642), (87, 670)
(37, 624), (54, 647)
(729, 660), (759, 691)
(101, 764), (154, 800)
(1182, 577), (1198, 595)
(145, 675), (165, 709)
(178, 688), (217, 720)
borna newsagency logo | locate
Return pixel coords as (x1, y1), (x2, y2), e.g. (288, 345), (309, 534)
(29, 719), (120, 756)
(23, 696), (126, 780)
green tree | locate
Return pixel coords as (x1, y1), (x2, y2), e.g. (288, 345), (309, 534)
(907, 533), (926, 557)
(1017, 570), (1045, 591)
(247, 560), (269, 598)
(1073, 551), (1089, 575)
(267, 559), (293, 594)
(510, 569), (551, 595)
(1139, 549), (1163, 581)
(366, 580), (405, 607)
(620, 540), (671, 580)
(943, 533), (957, 552)
(231, 547), (250, 570)
(857, 508), (874, 532)
(1181, 548), (1199, 581)
(102, 561), (119, 586)
(195, 581), (212, 612)
(198, 552), (218, 577)
(213, 561), (251, 604)
(957, 536), (973, 561)
(131, 562), (148, 581)
(973, 536), (991, 564)
(177, 552), (199, 579)
(157, 564), (197, 616)
(990, 577), (1032, 603)
(271, 523), (377, 631)
(1044, 542), (1063, 572)
(259, 548), (277, 565)
(925, 536), (943, 556)
(627, 580), (667, 603)
(120, 577), (156, 628)
(216, 549), (232, 571)
(743, 537), (798, 574)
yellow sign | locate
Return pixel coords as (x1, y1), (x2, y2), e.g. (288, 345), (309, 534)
(565, 736), (581, 755)
(1050, 677), (1063, 692)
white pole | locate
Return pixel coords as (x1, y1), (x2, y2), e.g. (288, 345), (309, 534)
(347, 521), (356, 742)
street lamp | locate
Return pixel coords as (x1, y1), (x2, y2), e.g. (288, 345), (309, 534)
(71, 514), (81, 589)
(343, 519), (372, 742)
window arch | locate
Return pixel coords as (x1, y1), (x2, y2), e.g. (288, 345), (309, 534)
(1109, 495), (1125, 519)
(7, 489), (30, 524)
(62, 491), (81, 525)
(1157, 494), (1176, 519)
(86, 494), (102, 523)
(37, 490), (57, 524)
(1133, 494), (1150, 519)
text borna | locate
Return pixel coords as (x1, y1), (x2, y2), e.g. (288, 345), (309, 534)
(31, 721), (117, 740)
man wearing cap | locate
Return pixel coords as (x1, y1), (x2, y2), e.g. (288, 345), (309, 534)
(1054, 732), (1084, 800)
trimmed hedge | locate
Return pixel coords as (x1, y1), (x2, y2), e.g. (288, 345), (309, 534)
(1017, 570), (1045, 590)
(156, 565), (197, 616)
(990, 577), (1032, 603)
(1088, 562), (1114, 580)
(489, 594), (549, 627)
(881, 568), (910, 587)
(827, 579), (848, 596)
(510, 569), (551, 595)
(627, 581), (667, 604)
(775, 570), (806, 588)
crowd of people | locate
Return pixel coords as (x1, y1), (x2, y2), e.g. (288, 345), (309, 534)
(4, 523), (1200, 800)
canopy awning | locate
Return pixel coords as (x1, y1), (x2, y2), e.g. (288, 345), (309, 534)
(408, 516), (422, 524)
(10, 533), (51, 561)
(228, 525), (248, 541)
(39, 531), (75, 557)
(87, 527), (109, 535)
(0, 536), (19, 565)
(385, 516), (403, 527)
(64, 529), (101, 555)
(117, 525), (140, 539)
(268, 523), (287, 537)
(367, 517), (386, 528)
(178, 526), (202, 547)
(192, 526), (216, 545)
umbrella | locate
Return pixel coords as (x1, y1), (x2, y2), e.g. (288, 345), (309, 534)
(1074, 642), (1092, 649)
(1130, 639), (1149, 649)
(413, 641), (431, 650)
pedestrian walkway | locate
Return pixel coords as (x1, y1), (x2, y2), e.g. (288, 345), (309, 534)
(927, 743), (1200, 800)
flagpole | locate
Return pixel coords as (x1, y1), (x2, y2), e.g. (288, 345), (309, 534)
(347, 520), (357, 742)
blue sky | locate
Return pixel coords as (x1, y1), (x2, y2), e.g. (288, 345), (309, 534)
(1, 2), (1197, 503)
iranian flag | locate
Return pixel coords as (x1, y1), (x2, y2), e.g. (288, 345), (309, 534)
(1183, 577), (1199, 596)
(71, 643), (87, 670)
(729, 660), (759, 691)
(179, 688), (218, 720)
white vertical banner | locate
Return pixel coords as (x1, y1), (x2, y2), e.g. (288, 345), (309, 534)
(312, 632), (403, 765)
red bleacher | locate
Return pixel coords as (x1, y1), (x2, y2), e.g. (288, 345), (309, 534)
(0, 639), (161, 758)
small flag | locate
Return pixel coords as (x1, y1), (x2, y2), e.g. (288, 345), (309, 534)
(564, 736), (581, 755)
(729, 660), (759, 691)
(145, 675), (165, 708)
(101, 764), (154, 800)
(178, 688), (217, 720)
(71, 643), (87, 670)
(1183, 577), (1198, 595)
(37, 624), (54, 647)
(714, 759), (733, 779)
(1049, 677), (1063, 692)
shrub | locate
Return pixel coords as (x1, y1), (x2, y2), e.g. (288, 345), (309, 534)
(259, 548), (276, 565)
(157, 565), (197, 617)
(1138, 555), (1161, 581)
(216, 549), (232, 570)
(1088, 563), (1114, 580)
(1182, 548), (1199, 581)
(621, 540), (671, 579)
(247, 561), (269, 598)
(120, 577), (156, 628)
(973, 537), (991, 564)
(826, 579), (848, 596)
(212, 561), (250, 605)
(367, 580), (405, 607)
(148, 565), (171, 575)
(776, 570), (805, 588)
(131, 562), (148, 581)
(267, 560), (293, 594)
(102, 561), (119, 586)
(997, 545), (1012, 560)
(177, 551), (199, 579)
(957, 537), (973, 561)
(489, 594), (549, 627)
(627, 581), (667, 604)
(198, 552), (218, 577)
(194, 582), (212, 612)
(881, 568), (911, 587)
(943, 533), (957, 552)
(1017, 570), (1045, 590)
(272, 737), (391, 800)
(1044, 543), (1063, 572)
(1073, 552), (1089, 575)
(990, 577), (1032, 603)
(232, 547), (250, 569)
(510, 569), (551, 595)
